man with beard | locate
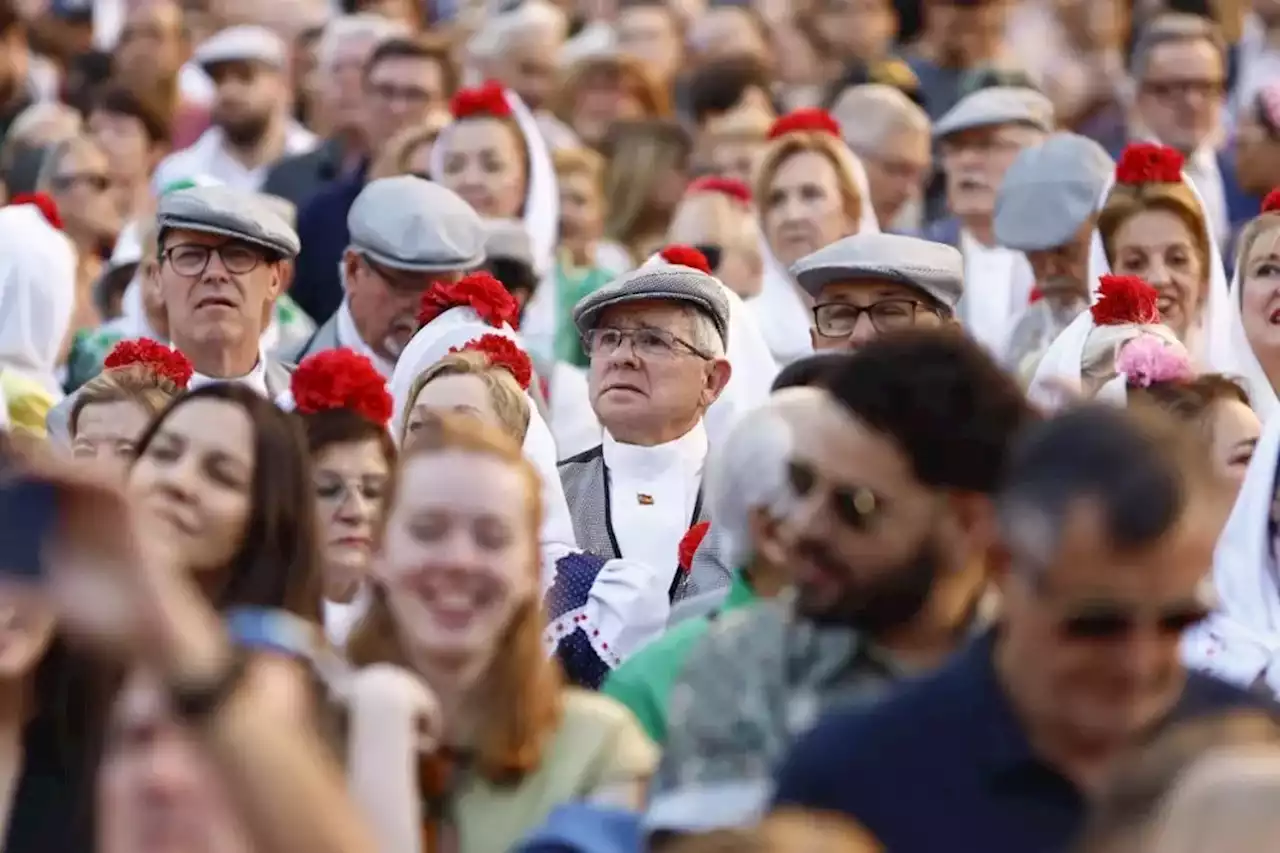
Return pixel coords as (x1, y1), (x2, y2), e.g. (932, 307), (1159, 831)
(288, 175), (486, 374)
(152, 26), (317, 193)
(996, 133), (1114, 375)
(773, 405), (1267, 853)
(643, 329), (1032, 841)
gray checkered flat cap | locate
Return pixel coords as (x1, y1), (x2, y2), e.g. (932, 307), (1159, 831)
(933, 85), (1055, 139)
(347, 176), (486, 272)
(791, 232), (964, 311)
(572, 262), (731, 347)
(994, 132), (1114, 251)
(157, 184), (300, 259)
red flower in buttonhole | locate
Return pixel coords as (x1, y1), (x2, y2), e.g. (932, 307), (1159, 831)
(291, 349), (393, 426)
(767, 108), (842, 141)
(449, 81), (512, 120)
(1090, 275), (1161, 327)
(450, 334), (533, 391)
(678, 521), (711, 573)
(1114, 142), (1184, 186)
(10, 192), (63, 230)
(104, 338), (194, 389)
(687, 176), (753, 205)
(417, 272), (520, 329)
(1264, 188), (1280, 214)
(659, 244), (712, 274)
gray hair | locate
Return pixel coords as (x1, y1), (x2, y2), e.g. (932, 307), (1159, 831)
(470, 0), (567, 61)
(684, 305), (726, 359)
(833, 84), (930, 153)
(1129, 13), (1227, 80)
(315, 13), (412, 74)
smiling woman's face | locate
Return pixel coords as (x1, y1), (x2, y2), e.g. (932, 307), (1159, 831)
(1208, 398), (1260, 494)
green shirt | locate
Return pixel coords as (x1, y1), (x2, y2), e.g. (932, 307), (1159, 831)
(601, 573), (757, 744)
(554, 259), (612, 367)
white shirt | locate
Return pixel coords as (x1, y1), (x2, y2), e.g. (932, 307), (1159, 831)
(336, 300), (396, 378)
(1184, 145), (1230, 256)
(603, 421), (708, 588)
(152, 122), (318, 194)
(189, 353), (269, 397)
(959, 229), (1036, 357)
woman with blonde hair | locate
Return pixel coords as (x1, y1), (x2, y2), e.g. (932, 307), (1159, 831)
(751, 107), (878, 365)
(401, 338), (534, 445)
(345, 412), (656, 852)
(601, 119), (693, 263)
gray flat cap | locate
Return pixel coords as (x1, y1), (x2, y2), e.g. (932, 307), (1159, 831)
(791, 232), (965, 311)
(994, 132), (1114, 251)
(347, 176), (486, 272)
(933, 85), (1055, 140)
(157, 185), (301, 259)
(484, 219), (534, 268)
(194, 25), (287, 71)
(573, 262), (731, 347)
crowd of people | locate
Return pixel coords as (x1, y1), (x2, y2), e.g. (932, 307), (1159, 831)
(2, 0), (1280, 849)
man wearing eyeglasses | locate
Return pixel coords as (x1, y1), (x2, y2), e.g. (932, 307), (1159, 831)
(559, 255), (735, 604)
(773, 405), (1267, 852)
(288, 176), (486, 375)
(791, 231), (964, 352)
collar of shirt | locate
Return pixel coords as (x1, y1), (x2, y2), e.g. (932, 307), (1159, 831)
(189, 353), (269, 397)
(602, 419), (708, 481)
(336, 299), (396, 378)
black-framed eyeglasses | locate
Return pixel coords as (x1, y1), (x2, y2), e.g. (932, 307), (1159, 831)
(813, 299), (930, 338)
(583, 327), (712, 361)
(1141, 78), (1224, 101)
(360, 254), (442, 295)
(1028, 573), (1212, 642)
(787, 460), (885, 531)
(162, 242), (266, 277)
(691, 243), (724, 272)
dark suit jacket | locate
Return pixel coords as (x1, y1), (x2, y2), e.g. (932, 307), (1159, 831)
(291, 165), (367, 324)
(919, 216), (961, 247)
(262, 138), (349, 212)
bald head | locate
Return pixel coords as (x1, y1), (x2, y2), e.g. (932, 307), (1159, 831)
(473, 0), (567, 109)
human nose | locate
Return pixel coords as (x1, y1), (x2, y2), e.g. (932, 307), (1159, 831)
(847, 311), (879, 345)
(1143, 257), (1172, 286)
(779, 194), (808, 223)
(336, 487), (375, 524)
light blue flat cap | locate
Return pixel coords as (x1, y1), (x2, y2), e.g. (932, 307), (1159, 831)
(933, 85), (1055, 139)
(994, 132), (1114, 251)
(157, 184), (300, 259)
(347, 176), (487, 272)
(791, 232), (965, 311)
(195, 25), (287, 71)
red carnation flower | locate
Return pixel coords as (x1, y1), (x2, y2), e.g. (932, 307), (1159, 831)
(1091, 274), (1161, 327)
(1264, 188), (1280, 214)
(103, 338), (194, 389)
(10, 192), (63, 231)
(678, 522), (710, 573)
(767, 108), (841, 141)
(659, 244), (712, 275)
(1028, 286), (1044, 304)
(291, 348), (393, 425)
(449, 334), (533, 390)
(417, 272), (520, 330)
(449, 80), (512, 120)
(687, 176), (752, 205)
(1114, 142), (1183, 186)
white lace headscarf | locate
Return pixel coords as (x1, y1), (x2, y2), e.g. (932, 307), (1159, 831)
(0, 203), (77, 398)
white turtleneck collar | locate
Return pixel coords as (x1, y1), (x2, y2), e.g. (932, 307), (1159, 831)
(189, 351), (269, 397)
(602, 418), (708, 481)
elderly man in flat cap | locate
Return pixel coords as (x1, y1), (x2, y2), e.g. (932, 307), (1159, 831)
(290, 176), (487, 375)
(996, 133), (1115, 375)
(924, 85), (1054, 353)
(791, 232), (964, 352)
(559, 256), (735, 603)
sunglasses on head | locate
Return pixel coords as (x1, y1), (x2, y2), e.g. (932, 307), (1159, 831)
(1057, 600), (1210, 642)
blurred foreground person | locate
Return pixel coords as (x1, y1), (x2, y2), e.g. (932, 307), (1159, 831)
(1145, 749), (1280, 852)
(774, 405), (1262, 852)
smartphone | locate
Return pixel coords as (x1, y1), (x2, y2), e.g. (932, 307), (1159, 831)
(0, 475), (61, 579)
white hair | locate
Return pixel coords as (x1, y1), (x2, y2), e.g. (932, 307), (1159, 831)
(6, 101), (82, 146)
(833, 84), (929, 153)
(683, 305), (726, 359)
(469, 0), (567, 61)
(315, 14), (412, 74)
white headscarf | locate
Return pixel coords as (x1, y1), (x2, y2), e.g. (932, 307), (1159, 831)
(388, 304), (579, 582)
(1184, 415), (1280, 694)
(0, 204), (77, 398)
(1085, 172), (1233, 371)
(754, 139), (880, 366)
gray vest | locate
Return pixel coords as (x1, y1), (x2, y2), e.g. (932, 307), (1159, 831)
(557, 444), (732, 604)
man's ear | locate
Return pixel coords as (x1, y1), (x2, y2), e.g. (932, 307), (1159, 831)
(267, 260), (290, 301)
(701, 358), (733, 407)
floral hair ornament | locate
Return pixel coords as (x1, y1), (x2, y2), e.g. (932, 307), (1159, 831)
(104, 338), (194, 389)
(767, 108), (842, 141)
(658, 244), (712, 275)
(1263, 188), (1280, 214)
(10, 192), (63, 231)
(1114, 142), (1184, 186)
(449, 333), (533, 391)
(687, 176), (752, 206)
(1116, 336), (1194, 388)
(417, 272), (520, 329)
(678, 521), (711, 573)
(291, 348), (394, 426)
(1091, 274), (1162, 326)
(449, 80), (512, 120)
